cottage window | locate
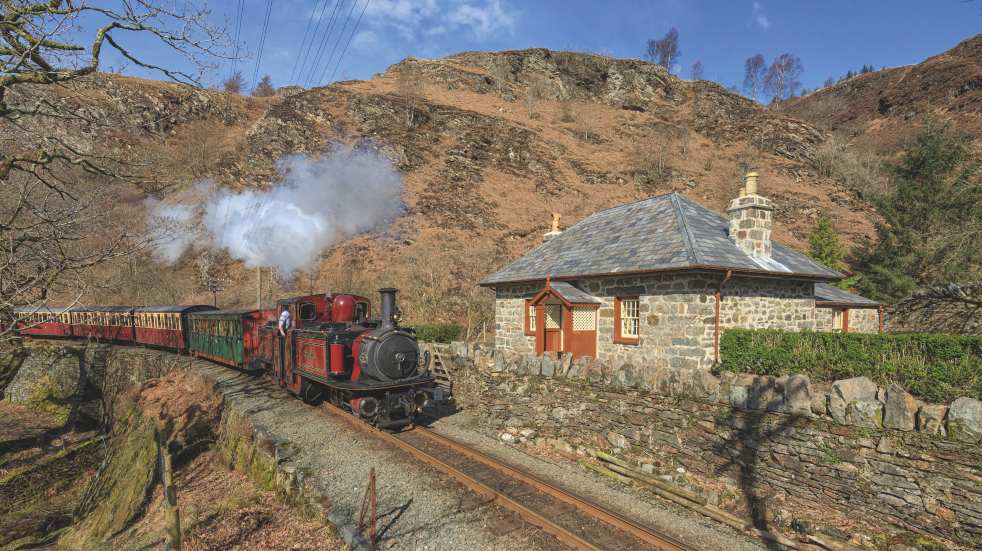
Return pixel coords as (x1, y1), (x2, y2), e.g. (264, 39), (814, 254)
(614, 297), (640, 343)
(524, 300), (536, 336)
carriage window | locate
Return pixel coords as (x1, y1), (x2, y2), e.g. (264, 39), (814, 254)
(299, 303), (317, 321)
(355, 302), (368, 322)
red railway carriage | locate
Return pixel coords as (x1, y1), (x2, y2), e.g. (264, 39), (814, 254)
(13, 307), (72, 338)
(69, 306), (136, 342)
(134, 305), (217, 351)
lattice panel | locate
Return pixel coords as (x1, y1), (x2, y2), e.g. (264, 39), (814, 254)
(545, 304), (561, 329)
(572, 307), (596, 331)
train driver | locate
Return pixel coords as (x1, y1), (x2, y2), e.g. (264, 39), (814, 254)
(278, 306), (292, 337)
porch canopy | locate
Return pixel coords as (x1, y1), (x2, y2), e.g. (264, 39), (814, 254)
(529, 281), (601, 360)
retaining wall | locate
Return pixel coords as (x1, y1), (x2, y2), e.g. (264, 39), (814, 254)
(452, 343), (981, 546)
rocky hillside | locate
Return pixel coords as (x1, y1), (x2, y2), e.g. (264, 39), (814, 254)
(779, 34), (982, 155)
(7, 48), (892, 314)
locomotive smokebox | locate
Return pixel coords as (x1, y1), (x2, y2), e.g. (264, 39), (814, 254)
(379, 287), (397, 329)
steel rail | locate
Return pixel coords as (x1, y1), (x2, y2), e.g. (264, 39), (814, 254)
(320, 405), (605, 551)
(410, 426), (689, 551)
(322, 405), (692, 551)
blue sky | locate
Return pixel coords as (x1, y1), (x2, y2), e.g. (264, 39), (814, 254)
(98, 0), (980, 97)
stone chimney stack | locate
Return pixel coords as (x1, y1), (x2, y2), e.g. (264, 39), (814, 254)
(543, 212), (563, 242)
(727, 172), (773, 258)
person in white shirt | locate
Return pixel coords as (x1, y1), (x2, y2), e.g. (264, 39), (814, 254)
(278, 306), (292, 337)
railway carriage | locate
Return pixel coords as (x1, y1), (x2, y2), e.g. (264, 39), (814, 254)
(14, 287), (440, 430)
(188, 308), (275, 369)
(134, 305), (217, 350)
(13, 307), (72, 338)
(69, 306), (136, 342)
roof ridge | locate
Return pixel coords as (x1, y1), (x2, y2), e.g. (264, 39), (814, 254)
(583, 191), (677, 219)
(670, 193), (700, 264)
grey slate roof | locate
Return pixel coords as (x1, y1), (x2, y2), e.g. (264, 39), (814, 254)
(815, 283), (880, 307)
(482, 192), (843, 285)
(546, 282), (601, 304)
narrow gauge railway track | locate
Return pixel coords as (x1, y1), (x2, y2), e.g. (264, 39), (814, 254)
(321, 405), (691, 551)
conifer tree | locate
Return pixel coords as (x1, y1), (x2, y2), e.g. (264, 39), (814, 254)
(808, 214), (857, 289)
(856, 124), (981, 302)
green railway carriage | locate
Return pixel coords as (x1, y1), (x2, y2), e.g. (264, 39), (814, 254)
(187, 308), (274, 369)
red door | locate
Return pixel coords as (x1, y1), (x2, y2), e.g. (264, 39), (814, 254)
(544, 304), (562, 353)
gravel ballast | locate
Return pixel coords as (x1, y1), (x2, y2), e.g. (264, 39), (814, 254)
(194, 361), (565, 551)
(426, 410), (766, 551)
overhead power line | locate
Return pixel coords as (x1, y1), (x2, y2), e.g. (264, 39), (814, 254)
(252, 0), (274, 86)
(289, 0), (325, 83)
(325, 0), (370, 85)
(316, 0), (358, 86)
(304, 0), (345, 87)
(229, 0), (245, 80)
(295, 0), (333, 85)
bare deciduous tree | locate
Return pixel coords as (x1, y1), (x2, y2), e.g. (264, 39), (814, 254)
(0, 1), (229, 339)
(763, 53), (803, 101)
(690, 60), (704, 81)
(396, 63), (424, 129)
(523, 74), (550, 119)
(645, 27), (681, 73)
(743, 54), (766, 101)
(222, 70), (245, 94)
(195, 250), (230, 307)
(252, 74), (275, 97)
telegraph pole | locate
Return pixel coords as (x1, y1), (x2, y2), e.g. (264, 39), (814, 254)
(256, 267), (262, 310)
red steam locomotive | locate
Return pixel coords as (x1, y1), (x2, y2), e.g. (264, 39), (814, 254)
(256, 288), (435, 429)
(14, 288), (436, 430)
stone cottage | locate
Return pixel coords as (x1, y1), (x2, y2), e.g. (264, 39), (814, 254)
(481, 173), (882, 371)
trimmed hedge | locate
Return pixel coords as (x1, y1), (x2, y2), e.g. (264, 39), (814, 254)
(719, 329), (982, 403)
(413, 324), (462, 344)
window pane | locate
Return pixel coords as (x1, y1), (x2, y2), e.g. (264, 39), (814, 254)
(528, 304), (536, 331)
(621, 299), (639, 338)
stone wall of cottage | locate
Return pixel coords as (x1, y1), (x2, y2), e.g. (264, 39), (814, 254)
(850, 308), (880, 333)
(493, 282), (541, 355)
(494, 273), (816, 373)
(446, 343), (982, 547)
(815, 307), (880, 334)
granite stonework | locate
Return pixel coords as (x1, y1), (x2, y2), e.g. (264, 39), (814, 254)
(815, 306), (880, 334)
(495, 273), (817, 373)
(452, 345), (982, 546)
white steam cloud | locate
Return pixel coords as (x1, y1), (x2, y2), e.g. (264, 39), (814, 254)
(147, 146), (404, 277)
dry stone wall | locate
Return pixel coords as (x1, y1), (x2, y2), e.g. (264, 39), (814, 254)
(455, 343), (982, 546)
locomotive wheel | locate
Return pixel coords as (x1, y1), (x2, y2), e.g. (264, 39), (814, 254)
(300, 379), (323, 405)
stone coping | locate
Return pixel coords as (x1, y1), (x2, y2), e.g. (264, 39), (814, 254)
(447, 342), (982, 446)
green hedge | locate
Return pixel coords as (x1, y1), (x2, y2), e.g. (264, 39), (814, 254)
(718, 329), (982, 403)
(413, 324), (462, 344)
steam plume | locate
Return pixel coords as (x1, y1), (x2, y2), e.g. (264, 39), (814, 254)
(147, 146), (404, 276)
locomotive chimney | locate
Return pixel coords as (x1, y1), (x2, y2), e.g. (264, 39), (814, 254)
(379, 288), (397, 329)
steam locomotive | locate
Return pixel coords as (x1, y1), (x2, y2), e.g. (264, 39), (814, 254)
(14, 288), (437, 430)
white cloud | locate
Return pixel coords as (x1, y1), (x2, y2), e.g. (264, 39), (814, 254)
(362, 0), (516, 41)
(351, 30), (381, 51)
(447, 0), (516, 38)
(752, 2), (770, 30)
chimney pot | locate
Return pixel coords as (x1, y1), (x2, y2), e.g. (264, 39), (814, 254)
(543, 212), (562, 242)
(745, 171), (759, 195)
